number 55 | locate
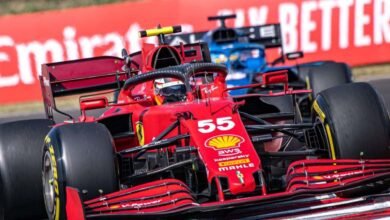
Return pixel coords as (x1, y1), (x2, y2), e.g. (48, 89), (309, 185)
(198, 117), (235, 133)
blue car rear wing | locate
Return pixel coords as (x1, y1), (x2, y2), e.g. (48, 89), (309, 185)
(165, 23), (283, 50)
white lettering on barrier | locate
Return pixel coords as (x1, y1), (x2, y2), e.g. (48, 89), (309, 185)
(126, 23), (142, 53)
(374, 0), (390, 44)
(355, 0), (372, 47)
(64, 26), (80, 60)
(235, 9), (245, 27)
(79, 35), (104, 58)
(279, 3), (299, 53)
(301, 1), (318, 53)
(102, 33), (123, 57)
(0, 36), (19, 87)
(318, 0), (338, 51)
(338, 0), (354, 49)
(16, 39), (64, 84)
(248, 6), (268, 25)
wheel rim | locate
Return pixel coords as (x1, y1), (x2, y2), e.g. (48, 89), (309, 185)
(43, 151), (55, 214)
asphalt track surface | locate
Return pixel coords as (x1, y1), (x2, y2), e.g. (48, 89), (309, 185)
(0, 78), (389, 123)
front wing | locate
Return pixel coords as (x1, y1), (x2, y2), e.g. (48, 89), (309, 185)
(66, 159), (390, 219)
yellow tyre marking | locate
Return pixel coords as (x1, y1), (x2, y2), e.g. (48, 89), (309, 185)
(45, 136), (51, 144)
(325, 124), (336, 160)
(48, 144), (60, 220)
(313, 100), (326, 123)
(313, 101), (337, 160)
(55, 198), (60, 220)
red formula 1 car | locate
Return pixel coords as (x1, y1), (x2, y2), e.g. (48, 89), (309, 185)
(1, 26), (390, 220)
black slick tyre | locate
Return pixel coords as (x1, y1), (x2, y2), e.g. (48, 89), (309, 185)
(0, 119), (53, 220)
(296, 61), (334, 82)
(42, 122), (118, 220)
(308, 62), (352, 98)
(313, 82), (390, 159)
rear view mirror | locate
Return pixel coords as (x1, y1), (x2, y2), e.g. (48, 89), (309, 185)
(262, 70), (289, 92)
(80, 96), (108, 111)
(285, 51), (304, 60)
(262, 70), (288, 85)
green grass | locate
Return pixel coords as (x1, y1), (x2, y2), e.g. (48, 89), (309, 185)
(353, 63), (390, 77)
(0, 0), (134, 15)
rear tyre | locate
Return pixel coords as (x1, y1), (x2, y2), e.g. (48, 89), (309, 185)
(296, 61), (334, 82)
(308, 62), (352, 98)
(0, 119), (53, 220)
(313, 82), (390, 159)
(42, 123), (118, 220)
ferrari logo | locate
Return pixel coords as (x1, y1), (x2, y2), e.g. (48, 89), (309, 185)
(135, 121), (144, 146)
(205, 134), (244, 150)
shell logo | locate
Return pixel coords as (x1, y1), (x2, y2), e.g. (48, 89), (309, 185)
(205, 134), (244, 150)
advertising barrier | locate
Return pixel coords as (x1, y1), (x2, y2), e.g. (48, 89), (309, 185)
(0, 0), (389, 103)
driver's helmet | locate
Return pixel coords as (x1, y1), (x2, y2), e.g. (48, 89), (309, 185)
(154, 78), (186, 105)
(230, 49), (260, 66)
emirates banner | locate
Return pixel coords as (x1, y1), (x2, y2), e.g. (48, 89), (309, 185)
(0, 0), (389, 104)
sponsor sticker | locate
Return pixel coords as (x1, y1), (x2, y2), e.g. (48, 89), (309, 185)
(205, 134), (244, 150)
(217, 148), (242, 157)
(123, 199), (162, 209)
(322, 171), (363, 179)
(218, 163), (255, 172)
(214, 154), (249, 162)
(218, 158), (250, 167)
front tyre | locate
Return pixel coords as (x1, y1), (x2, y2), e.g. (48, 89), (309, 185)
(42, 123), (118, 220)
(313, 82), (390, 159)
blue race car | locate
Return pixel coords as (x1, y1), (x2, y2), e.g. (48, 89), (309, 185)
(208, 42), (265, 95)
(166, 15), (352, 115)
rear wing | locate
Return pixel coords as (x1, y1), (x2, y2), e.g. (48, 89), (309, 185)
(165, 23), (283, 50)
(165, 31), (207, 46)
(239, 24), (283, 49)
(40, 42), (211, 120)
(40, 56), (130, 119)
(178, 42), (211, 63)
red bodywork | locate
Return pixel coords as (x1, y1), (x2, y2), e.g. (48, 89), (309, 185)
(40, 40), (390, 219)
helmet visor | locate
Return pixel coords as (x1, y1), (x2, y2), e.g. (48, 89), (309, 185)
(158, 84), (186, 97)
